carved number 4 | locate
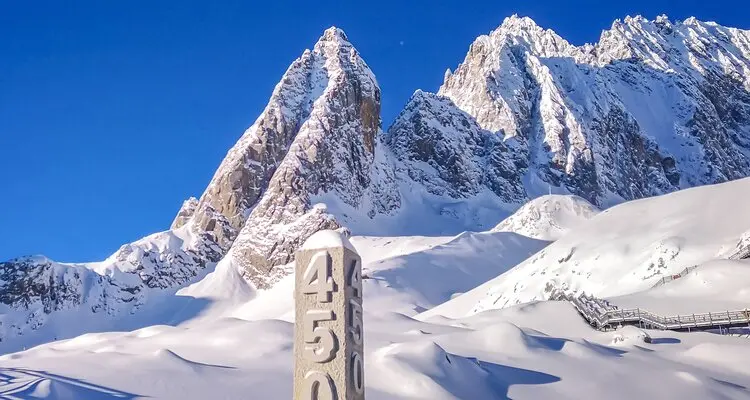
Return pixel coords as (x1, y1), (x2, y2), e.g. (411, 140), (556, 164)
(303, 252), (335, 303)
(348, 259), (362, 298)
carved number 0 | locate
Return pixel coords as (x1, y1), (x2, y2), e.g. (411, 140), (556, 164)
(351, 352), (364, 395)
(303, 370), (337, 400)
(303, 252), (335, 303)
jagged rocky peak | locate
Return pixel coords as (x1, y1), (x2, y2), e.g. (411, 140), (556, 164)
(385, 90), (525, 203)
(225, 27), (399, 288)
(439, 15), (580, 139)
(0, 26), (393, 339)
(3, 16), (750, 347)
(492, 14), (580, 57)
(595, 14), (750, 75)
(173, 26), (377, 253)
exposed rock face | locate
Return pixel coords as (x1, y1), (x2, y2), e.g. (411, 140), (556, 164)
(171, 197), (198, 229)
(105, 228), (223, 289)
(437, 15), (750, 206)
(227, 28), (400, 288)
(0, 256), (143, 317)
(385, 90), (524, 203)
(175, 33), (346, 251)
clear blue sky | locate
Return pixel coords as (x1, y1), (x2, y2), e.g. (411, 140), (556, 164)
(1, 0), (748, 262)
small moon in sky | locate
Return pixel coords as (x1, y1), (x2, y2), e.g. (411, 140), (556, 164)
(399, 41), (405, 46)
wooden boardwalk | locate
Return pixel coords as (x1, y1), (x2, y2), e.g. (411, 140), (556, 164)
(552, 291), (750, 332)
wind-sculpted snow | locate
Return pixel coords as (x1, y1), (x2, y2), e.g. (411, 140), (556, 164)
(5, 299), (750, 399)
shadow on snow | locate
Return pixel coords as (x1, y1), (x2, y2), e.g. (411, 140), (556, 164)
(0, 367), (141, 399)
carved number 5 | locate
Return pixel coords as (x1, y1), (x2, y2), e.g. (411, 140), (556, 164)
(303, 252), (335, 303)
(349, 300), (363, 345)
(304, 310), (338, 363)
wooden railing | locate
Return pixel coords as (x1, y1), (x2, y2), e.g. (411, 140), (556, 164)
(551, 291), (750, 332)
(651, 265), (698, 288)
(650, 245), (748, 289)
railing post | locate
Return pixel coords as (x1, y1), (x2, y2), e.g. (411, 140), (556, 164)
(727, 311), (733, 335)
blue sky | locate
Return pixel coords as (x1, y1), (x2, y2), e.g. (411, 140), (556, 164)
(1, 0), (748, 262)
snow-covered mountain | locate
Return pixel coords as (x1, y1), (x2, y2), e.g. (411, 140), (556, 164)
(3, 15), (750, 363)
(438, 14), (750, 206)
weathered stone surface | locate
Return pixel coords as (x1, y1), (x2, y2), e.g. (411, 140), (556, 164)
(293, 230), (365, 400)
(0, 256), (144, 341)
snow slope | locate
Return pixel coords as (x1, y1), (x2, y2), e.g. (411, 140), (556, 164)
(221, 231), (548, 322)
(611, 259), (750, 315)
(4, 301), (750, 399)
(491, 194), (600, 240)
(423, 177), (750, 319)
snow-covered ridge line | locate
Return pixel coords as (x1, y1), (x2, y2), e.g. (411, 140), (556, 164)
(438, 13), (750, 207)
(0, 222), (223, 347)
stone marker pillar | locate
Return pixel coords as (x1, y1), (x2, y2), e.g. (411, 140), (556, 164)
(293, 230), (365, 400)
